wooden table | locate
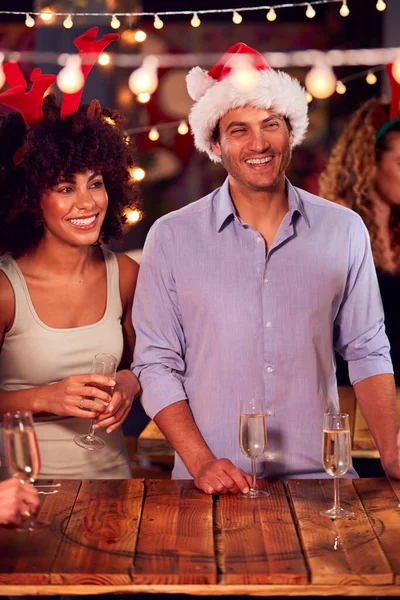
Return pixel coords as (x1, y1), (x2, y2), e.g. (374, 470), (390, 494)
(2, 477), (400, 596)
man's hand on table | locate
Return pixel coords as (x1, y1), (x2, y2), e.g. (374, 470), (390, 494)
(193, 458), (252, 495)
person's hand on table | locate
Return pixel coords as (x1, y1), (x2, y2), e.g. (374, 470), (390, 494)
(194, 458), (252, 495)
(0, 478), (40, 526)
(93, 370), (141, 434)
(44, 374), (115, 419)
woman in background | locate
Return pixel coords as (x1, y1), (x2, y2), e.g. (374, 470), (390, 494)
(320, 96), (400, 383)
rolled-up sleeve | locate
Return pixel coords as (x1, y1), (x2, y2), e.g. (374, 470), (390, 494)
(132, 219), (187, 419)
(334, 215), (393, 385)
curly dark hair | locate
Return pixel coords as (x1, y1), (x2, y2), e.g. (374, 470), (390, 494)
(319, 98), (400, 273)
(0, 94), (140, 257)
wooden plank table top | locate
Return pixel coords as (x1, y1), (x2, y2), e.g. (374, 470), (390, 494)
(2, 477), (400, 596)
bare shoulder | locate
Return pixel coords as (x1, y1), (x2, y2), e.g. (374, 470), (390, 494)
(114, 252), (140, 304)
(0, 270), (15, 332)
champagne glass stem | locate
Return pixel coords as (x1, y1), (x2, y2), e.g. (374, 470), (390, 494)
(251, 458), (257, 489)
(87, 420), (95, 440)
(333, 476), (340, 510)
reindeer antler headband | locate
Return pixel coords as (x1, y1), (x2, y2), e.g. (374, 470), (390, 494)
(375, 63), (400, 141)
(0, 27), (119, 164)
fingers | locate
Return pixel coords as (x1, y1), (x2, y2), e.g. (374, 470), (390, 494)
(194, 459), (251, 495)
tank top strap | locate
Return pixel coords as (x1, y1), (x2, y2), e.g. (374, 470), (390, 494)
(102, 248), (123, 320)
(0, 255), (36, 336)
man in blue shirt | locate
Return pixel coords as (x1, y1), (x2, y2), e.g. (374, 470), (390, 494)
(132, 43), (400, 494)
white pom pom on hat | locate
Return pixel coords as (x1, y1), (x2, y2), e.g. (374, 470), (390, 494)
(186, 42), (309, 163)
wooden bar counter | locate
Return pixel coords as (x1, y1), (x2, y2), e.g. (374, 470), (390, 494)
(1, 477), (400, 596)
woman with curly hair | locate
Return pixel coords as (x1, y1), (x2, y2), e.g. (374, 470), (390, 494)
(320, 81), (400, 383)
(0, 29), (142, 479)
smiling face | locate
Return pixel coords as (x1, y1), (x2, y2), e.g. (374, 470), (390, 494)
(211, 106), (293, 195)
(39, 170), (108, 248)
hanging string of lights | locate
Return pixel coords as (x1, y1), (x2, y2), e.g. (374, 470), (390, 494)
(0, 0), (389, 30)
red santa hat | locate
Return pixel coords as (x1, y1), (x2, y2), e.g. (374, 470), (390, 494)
(186, 42), (309, 162)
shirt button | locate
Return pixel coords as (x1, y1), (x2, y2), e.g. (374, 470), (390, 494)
(265, 321), (272, 328)
(266, 410), (273, 416)
(266, 366), (273, 373)
(263, 278), (269, 284)
(257, 237), (263, 243)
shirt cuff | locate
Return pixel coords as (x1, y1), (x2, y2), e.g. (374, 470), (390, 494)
(139, 372), (188, 419)
(349, 354), (394, 386)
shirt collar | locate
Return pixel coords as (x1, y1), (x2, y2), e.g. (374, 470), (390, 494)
(216, 176), (310, 232)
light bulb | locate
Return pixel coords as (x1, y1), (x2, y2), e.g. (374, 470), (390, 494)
(128, 56), (159, 96)
(266, 8), (277, 21)
(339, 1), (350, 17)
(392, 61), (400, 85)
(366, 71), (377, 85)
(376, 0), (386, 10)
(154, 15), (164, 29)
(306, 92), (313, 103)
(98, 53), (110, 66)
(126, 209), (143, 223)
(177, 121), (189, 135)
(138, 92), (151, 103)
(63, 14), (73, 29)
(232, 11), (243, 24)
(231, 55), (260, 91)
(191, 13), (201, 27)
(57, 55), (84, 94)
(336, 80), (346, 94)
(305, 65), (337, 99)
(305, 4), (316, 18)
(148, 127), (160, 141)
(40, 7), (54, 22)
(131, 168), (145, 181)
(25, 13), (35, 27)
(110, 15), (121, 29)
(134, 30), (147, 42)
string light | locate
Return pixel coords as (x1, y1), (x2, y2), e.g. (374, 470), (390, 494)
(232, 10), (243, 24)
(231, 55), (260, 90)
(366, 71), (377, 84)
(339, 0), (350, 17)
(148, 127), (160, 141)
(306, 92), (313, 103)
(126, 209), (143, 224)
(305, 4), (316, 18)
(98, 53), (110, 66)
(335, 80), (346, 94)
(153, 14), (164, 29)
(130, 167), (145, 181)
(305, 65), (337, 99)
(138, 92), (151, 103)
(110, 14), (121, 29)
(40, 6), (54, 22)
(25, 13), (35, 27)
(134, 30), (147, 42)
(57, 55), (84, 94)
(392, 61), (400, 85)
(266, 8), (277, 21)
(177, 121), (189, 135)
(63, 14), (73, 29)
(128, 56), (159, 100)
(376, 0), (386, 10)
(191, 13), (201, 27)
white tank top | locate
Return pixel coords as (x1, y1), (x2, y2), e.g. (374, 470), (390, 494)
(0, 248), (124, 393)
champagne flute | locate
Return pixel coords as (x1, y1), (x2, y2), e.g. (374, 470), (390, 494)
(4, 410), (48, 530)
(239, 398), (269, 498)
(320, 412), (354, 519)
(74, 353), (117, 451)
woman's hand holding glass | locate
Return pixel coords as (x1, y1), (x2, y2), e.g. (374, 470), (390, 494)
(93, 370), (141, 435)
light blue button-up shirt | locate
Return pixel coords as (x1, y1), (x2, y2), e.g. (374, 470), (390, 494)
(132, 178), (392, 479)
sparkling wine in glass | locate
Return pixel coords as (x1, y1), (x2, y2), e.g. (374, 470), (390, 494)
(74, 353), (117, 451)
(320, 412), (354, 519)
(239, 398), (269, 498)
(4, 410), (48, 530)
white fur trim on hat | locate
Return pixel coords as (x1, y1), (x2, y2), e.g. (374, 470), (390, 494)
(187, 68), (309, 162)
